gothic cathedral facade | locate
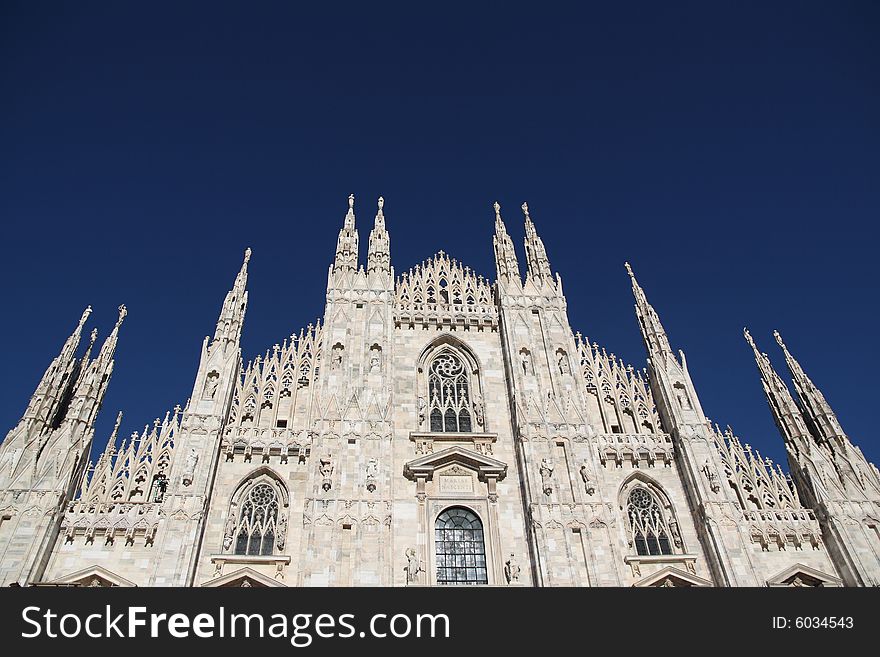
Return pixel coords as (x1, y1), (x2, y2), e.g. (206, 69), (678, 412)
(1, 197), (879, 588)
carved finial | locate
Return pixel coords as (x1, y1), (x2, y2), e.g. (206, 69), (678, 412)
(115, 304), (127, 328)
(348, 193), (355, 209)
(773, 330), (786, 350)
(624, 262), (634, 278)
(377, 196), (384, 211)
(521, 201), (530, 218)
(493, 201), (501, 217)
(243, 247), (252, 264)
(111, 411), (123, 437)
(79, 305), (93, 327)
(743, 327), (755, 348)
(89, 328), (98, 346)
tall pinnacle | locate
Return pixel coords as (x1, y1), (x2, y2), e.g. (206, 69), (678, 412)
(492, 201), (521, 284)
(367, 196), (391, 275)
(95, 305), (127, 364)
(57, 305), (93, 376)
(212, 249), (250, 348)
(626, 263), (673, 360)
(20, 305), (96, 430)
(773, 330), (845, 443)
(743, 328), (811, 451)
(522, 202), (553, 283)
(334, 194), (359, 272)
(345, 193), (355, 228)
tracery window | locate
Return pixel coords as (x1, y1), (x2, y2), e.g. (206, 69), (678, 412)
(428, 351), (473, 432)
(234, 482), (280, 556)
(627, 487), (673, 556)
(435, 507), (488, 585)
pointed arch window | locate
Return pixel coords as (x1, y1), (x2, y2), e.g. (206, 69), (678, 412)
(428, 351), (473, 432)
(627, 487), (673, 556)
(235, 482), (278, 556)
(223, 476), (288, 557)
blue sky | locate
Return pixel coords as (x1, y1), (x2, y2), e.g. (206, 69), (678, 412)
(1, 2), (878, 468)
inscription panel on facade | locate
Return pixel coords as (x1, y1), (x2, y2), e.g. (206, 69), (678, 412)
(439, 475), (473, 493)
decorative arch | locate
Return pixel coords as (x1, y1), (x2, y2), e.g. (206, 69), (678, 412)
(618, 473), (683, 556)
(223, 467), (289, 556)
(417, 336), (484, 433)
(417, 334), (482, 374)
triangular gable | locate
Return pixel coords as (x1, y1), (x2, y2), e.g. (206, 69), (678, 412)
(45, 565), (136, 587)
(766, 563), (842, 587)
(203, 567), (286, 588)
(404, 445), (507, 482)
(632, 566), (713, 588)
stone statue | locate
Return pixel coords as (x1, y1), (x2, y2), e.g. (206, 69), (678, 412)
(579, 464), (595, 495)
(521, 350), (531, 375)
(702, 459), (720, 493)
(558, 354), (570, 375)
(676, 385), (693, 410)
(203, 371), (220, 400)
(366, 457), (378, 480)
(669, 519), (682, 548)
(182, 449), (199, 486)
(276, 513), (288, 550)
(223, 511), (237, 551)
(331, 345), (344, 371)
(417, 396), (427, 424)
(369, 354), (381, 373)
(404, 547), (423, 584)
(319, 457), (333, 478)
(473, 393), (484, 427)
(504, 553), (521, 584)
(539, 458), (554, 496)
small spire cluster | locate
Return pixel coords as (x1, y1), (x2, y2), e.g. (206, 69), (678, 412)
(743, 328), (879, 501)
(491, 200), (556, 289)
(76, 406), (180, 506)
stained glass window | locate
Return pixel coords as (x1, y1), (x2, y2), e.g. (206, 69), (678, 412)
(627, 487), (673, 556)
(435, 507), (488, 585)
(234, 482), (279, 556)
(428, 351), (473, 433)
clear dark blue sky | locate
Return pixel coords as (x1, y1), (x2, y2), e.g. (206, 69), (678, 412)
(2, 2), (878, 468)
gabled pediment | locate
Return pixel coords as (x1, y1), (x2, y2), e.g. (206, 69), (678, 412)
(404, 445), (507, 482)
(202, 567), (286, 588)
(43, 565), (136, 587)
(632, 566), (713, 588)
(766, 563), (842, 587)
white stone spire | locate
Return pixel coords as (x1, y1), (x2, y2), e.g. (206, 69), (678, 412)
(626, 262), (674, 362)
(492, 201), (521, 284)
(522, 201), (553, 283)
(743, 327), (812, 453)
(212, 249), (250, 351)
(334, 193), (359, 272)
(367, 195), (391, 275)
